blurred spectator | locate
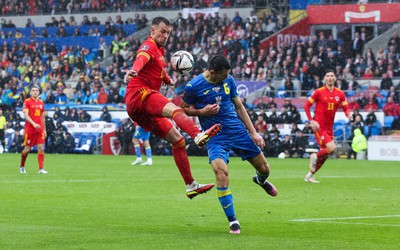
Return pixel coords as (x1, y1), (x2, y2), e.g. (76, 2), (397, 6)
(70, 108), (80, 121)
(247, 108), (258, 124)
(352, 32), (364, 58)
(383, 96), (397, 116)
(99, 106), (112, 123)
(97, 87), (108, 104)
(52, 128), (65, 153)
(263, 133), (274, 157)
(117, 118), (134, 155)
(8, 130), (24, 153)
(302, 120), (313, 135)
(380, 73), (393, 90)
(364, 108), (377, 137)
(278, 107), (290, 124)
(268, 106), (279, 124)
(281, 134), (293, 157)
(364, 99), (378, 111)
(288, 106), (301, 124)
(254, 115), (267, 136)
(270, 131), (282, 157)
(291, 131), (308, 158)
(357, 92), (368, 109)
(348, 96), (361, 110)
(77, 109), (91, 122)
(64, 132), (75, 153)
(388, 86), (399, 103)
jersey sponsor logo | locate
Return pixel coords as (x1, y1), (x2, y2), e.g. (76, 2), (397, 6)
(212, 86), (220, 92)
(203, 90), (210, 94)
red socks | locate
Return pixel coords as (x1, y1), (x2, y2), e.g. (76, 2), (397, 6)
(312, 148), (330, 174)
(38, 152), (44, 170)
(172, 137), (194, 185)
(20, 152), (28, 167)
(172, 109), (200, 139)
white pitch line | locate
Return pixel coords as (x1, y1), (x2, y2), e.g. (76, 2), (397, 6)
(291, 214), (400, 227)
(291, 214), (400, 222)
(0, 179), (126, 184)
(300, 221), (400, 227)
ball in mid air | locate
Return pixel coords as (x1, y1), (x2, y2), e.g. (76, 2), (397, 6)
(170, 50), (194, 75)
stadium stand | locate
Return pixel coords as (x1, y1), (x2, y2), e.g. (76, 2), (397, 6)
(1, 1), (400, 157)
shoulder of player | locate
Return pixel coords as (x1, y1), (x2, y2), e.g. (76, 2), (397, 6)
(224, 74), (236, 86)
(333, 87), (346, 96)
(139, 39), (156, 52)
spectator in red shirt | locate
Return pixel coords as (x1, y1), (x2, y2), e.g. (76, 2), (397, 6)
(254, 115), (267, 135)
(362, 67), (374, 80)
(364, 100), (378, 111)
(347, 96), (360, 110)
(382, 96), (397, 116)
(97, 87), (108, 104)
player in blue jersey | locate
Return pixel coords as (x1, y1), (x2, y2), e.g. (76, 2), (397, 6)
(181, 55), (278, 234)
(131, 124), (153, 166)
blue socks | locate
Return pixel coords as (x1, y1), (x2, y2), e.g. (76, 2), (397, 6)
(217, 186), (236, 222)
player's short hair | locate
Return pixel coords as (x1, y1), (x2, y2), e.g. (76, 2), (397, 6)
(208, 55), (231, 72)
(324, 69), (335, 75)
(152, 16), (170, 26)
(30, 85), (41, 92)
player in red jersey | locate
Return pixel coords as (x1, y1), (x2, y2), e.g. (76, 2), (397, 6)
(20, 85), (48, 174)
(303, 70), (353, 183)
(124, 16), (221, 199)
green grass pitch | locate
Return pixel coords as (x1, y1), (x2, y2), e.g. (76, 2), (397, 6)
(1, 154), (399, 249)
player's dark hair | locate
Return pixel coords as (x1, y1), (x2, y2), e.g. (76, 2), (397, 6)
(152, 16), (170, 26)
(30, 85), (41, 93)
(208, 55), (231, 72)
(325, 69), (335, 75)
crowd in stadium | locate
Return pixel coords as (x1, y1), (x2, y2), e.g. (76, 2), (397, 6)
(1, 1), (400, 156)
(0, 0), (254, 16)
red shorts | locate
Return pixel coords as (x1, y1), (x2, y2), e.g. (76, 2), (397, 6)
(314, 128), (333, 147)
(125, 86), (173, 138)
(24, 130), (45, 147)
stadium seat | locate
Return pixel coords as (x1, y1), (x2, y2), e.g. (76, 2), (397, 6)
(384, 116), (395, 129)
(380, 90), (389, 98)
(334, 120), (346, 126)
(334, 125), (344, 140)
(370, 126), (381, 136)
(346, 91), (356, 97)
(363, 126), (369, 136)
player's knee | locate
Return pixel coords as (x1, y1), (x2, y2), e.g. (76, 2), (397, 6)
(327, 144), (337, 153)
(215, 168), (229, 181)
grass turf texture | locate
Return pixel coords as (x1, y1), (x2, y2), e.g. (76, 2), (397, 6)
(0, 154), (399, 250)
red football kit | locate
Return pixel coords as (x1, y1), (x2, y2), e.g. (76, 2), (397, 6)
(23, 97), (45, 146)
(124, 36), (174, 138)
(304, 86), (350, 146)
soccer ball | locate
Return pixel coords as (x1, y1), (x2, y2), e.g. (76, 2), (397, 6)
(170, 50), (194, 75)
